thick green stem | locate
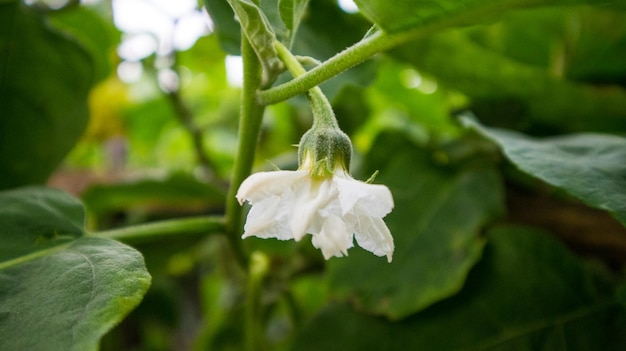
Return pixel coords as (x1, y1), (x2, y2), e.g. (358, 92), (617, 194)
(225, 33), (267, 266)
(94, 216), (225, 244)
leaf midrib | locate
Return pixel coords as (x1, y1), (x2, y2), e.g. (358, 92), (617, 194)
(0, 242), (72, 271)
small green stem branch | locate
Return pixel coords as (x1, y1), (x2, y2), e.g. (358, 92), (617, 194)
(224, 33), (267, 266)
(274, 41), (337, 128)
(94, 216), (225, 244)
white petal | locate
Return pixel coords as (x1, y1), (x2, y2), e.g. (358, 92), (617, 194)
(290, 178), (336, 241)
(353, 216), (394, 262)
(236, 170), (308, 204)
(311, 215), (353, 259)
(242, 195), (292, 240)
(334, 173), (394, 218)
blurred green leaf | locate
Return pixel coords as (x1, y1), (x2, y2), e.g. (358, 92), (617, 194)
(392, 7), (626, 133)
(278, 0), (309, 47)
(464, 116), (626, 227)
(295, 226), (626, 350)
(48, 6), (117, 83)
(204, 0), (242, 54)
(0, 187), (150, 351)
(465, 7), (626, 84)
(360, 58), (459, 143)
(328, 132), (504, 319)
(354, 0), (620, 33)
(0, 3), (94, 189)
(82, 172), (225, 215)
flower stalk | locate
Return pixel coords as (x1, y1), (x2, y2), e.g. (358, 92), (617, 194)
(236, 41), (395, 262)
(274, 41), (351, 176)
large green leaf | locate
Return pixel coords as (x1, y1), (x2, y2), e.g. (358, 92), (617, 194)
(0, 3), (94, 189)
(328, 132), (504, 319)
(354, 0), (617, 33)
(392, 7), (626, 133)
(464, 117), (626, 227)
(48, 6), (117, 83)
(204, 0), (242, 54)
(464, 7), (626, 84)
(0, 187), (151, 351)
(294, 226), (626, 350)
(0, 187), (84, 262)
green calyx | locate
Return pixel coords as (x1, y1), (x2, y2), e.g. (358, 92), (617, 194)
(297, 76), (353, 178)
(298, 125), (352, 177)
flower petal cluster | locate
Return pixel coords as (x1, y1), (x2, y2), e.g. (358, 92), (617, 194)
(236, 167), (395, 262)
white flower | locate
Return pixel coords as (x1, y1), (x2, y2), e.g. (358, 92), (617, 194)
(236, 166), (395, 262)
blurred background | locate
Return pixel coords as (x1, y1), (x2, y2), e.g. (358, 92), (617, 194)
(2, 0), (626, 350)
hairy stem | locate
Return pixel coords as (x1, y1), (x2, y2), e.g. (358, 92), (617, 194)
(224, 33), (267, 267)
(94, 216), (225, 244)
(274, 41), (337, 128)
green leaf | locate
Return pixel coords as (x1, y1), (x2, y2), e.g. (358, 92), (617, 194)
(0, 3), (94, 189)
(328, 132), (504, 319)
(392, 7), (626, 133)
(48, 6), (117, 83)
(204, 0), (242, 54)
(0, 187), (84, 262)
(278, 0), (309, 47)
(258, 0), (288, 44)
(226, 0), (283, 86)
(0, 187), (151, 351)
(464, 7), (626, 84)
(353, 0), (617, 33)
(295, 226), (626, 350)
(463, 116), (626, 227)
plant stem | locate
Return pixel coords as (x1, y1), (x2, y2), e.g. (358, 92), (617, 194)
(94, 216), (225, 244)
(245, 252), (270, 351)
(274, 41), (337, 129)
(224, 32), (267, 267)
